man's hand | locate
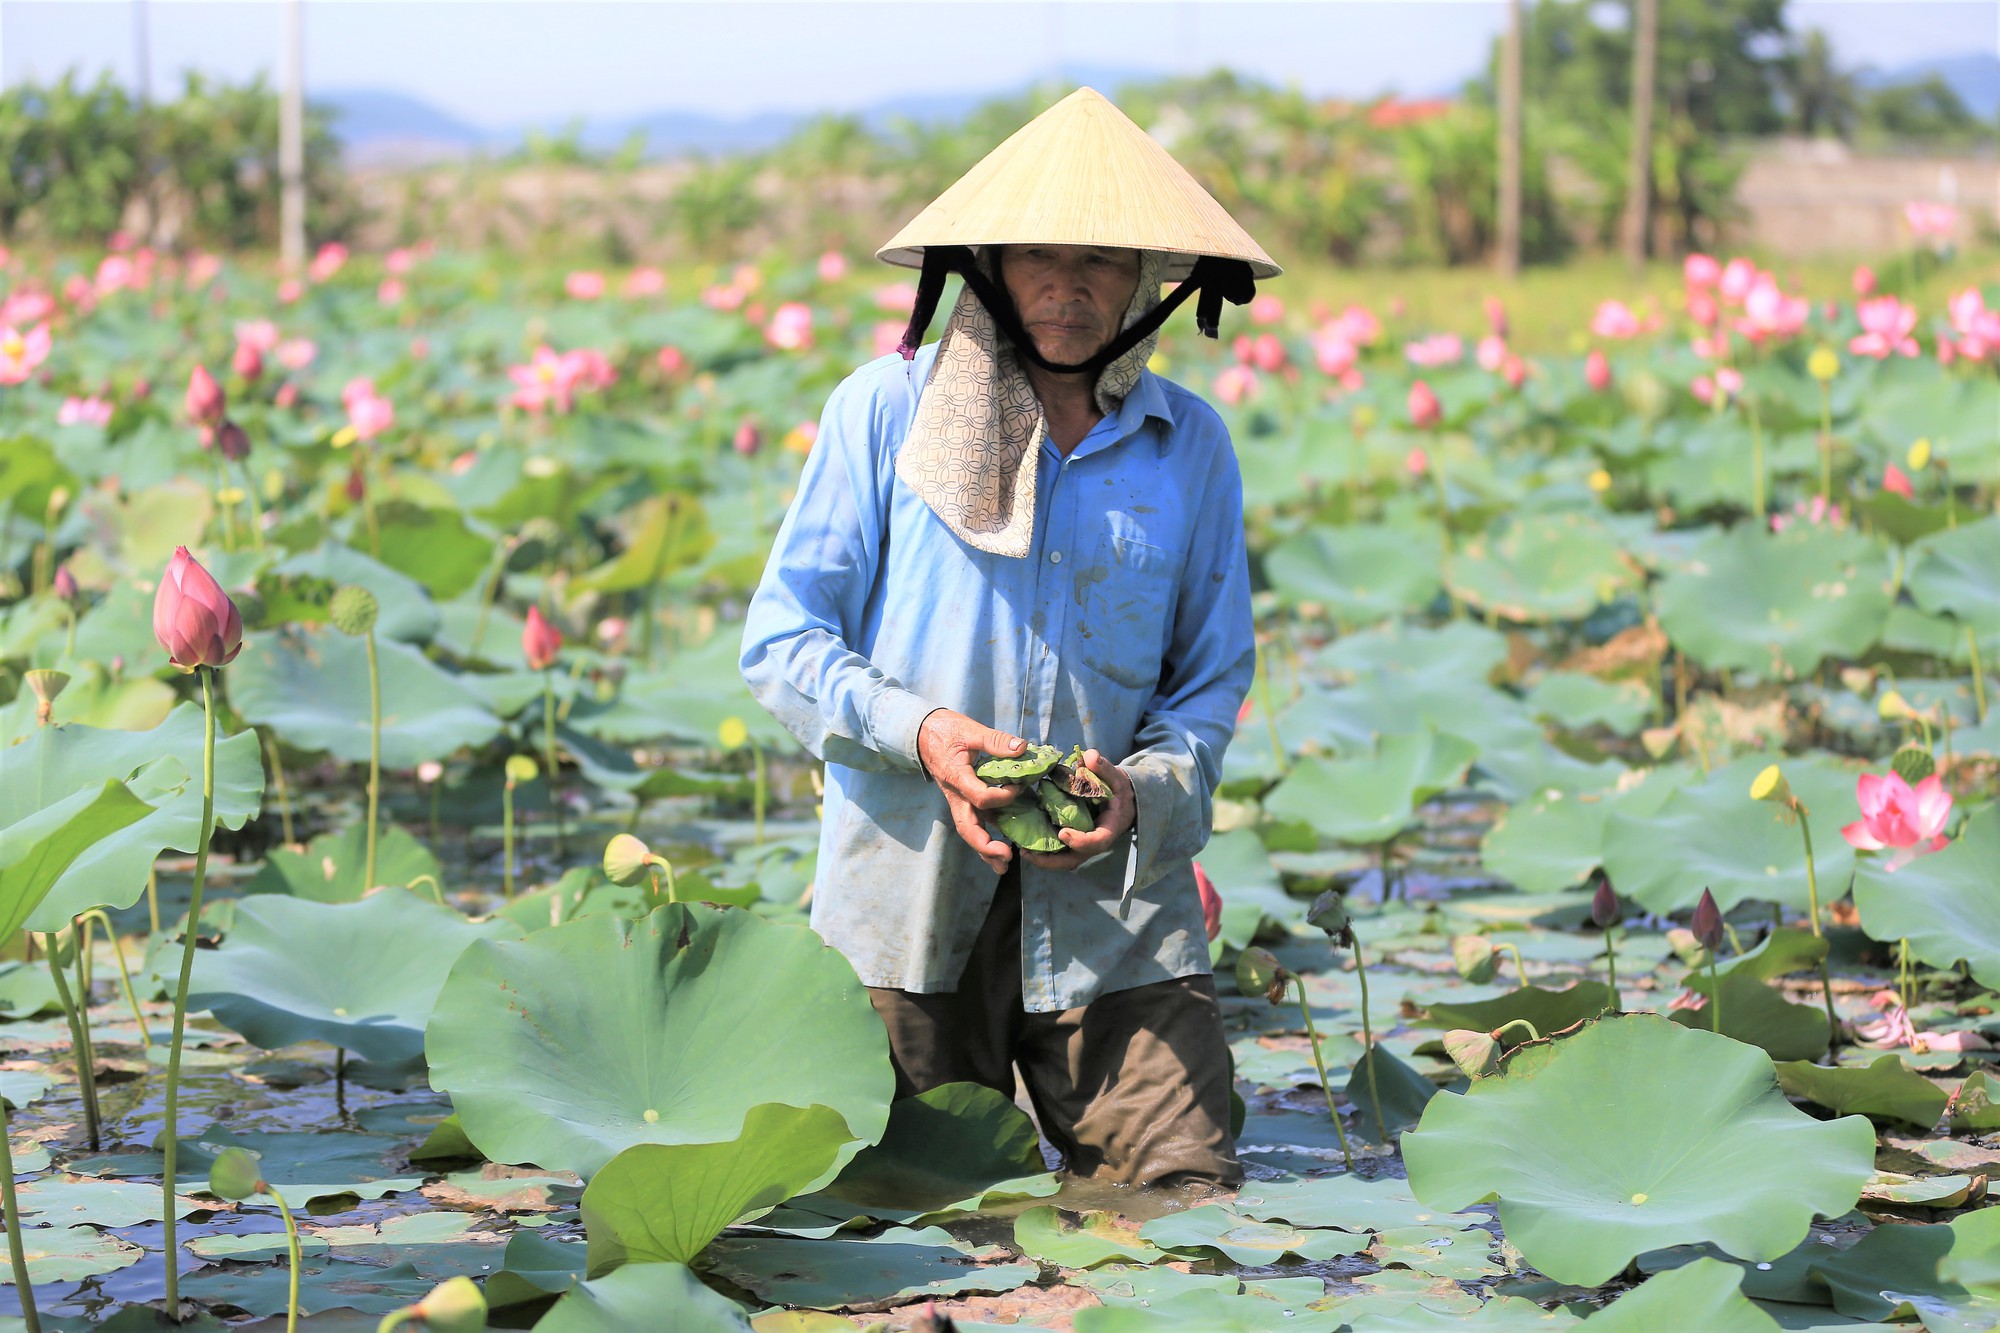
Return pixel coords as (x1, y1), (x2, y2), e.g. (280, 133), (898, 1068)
(918, 710), (1026, 874)
(1023, 749), (1135, 873)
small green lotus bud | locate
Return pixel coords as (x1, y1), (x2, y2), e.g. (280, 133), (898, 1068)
(1234, 947), (1290, 1006)
(24, 669), (69, 706)
(412, 1276), (487, 1333)
(208, 1146), (264, 1201)
(328, 584), (379, 637)
(1442, 1029), (1501, 1079)
(1892, 745), (1937, 786)
(1451, 936), (1498, 984)
(603, 833), (654, 887)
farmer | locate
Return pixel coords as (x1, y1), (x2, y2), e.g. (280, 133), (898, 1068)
(741, 88), (1279, 1187)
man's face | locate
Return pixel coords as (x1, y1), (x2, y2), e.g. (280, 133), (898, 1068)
(997, 244), (1143, 368)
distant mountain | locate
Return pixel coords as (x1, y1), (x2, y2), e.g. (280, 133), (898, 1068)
(1858, 52), (2000, 119)
(318, 89), (488, 155)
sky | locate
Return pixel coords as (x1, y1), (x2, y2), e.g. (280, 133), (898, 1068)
(2, 0), (1996, 128)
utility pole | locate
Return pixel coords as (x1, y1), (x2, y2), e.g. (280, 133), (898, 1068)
(1620, 0), (1658, 271)
(1496, 0), (1523, 278)
(280, 0), (306, 269)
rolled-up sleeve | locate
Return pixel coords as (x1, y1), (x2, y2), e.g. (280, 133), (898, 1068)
(1122, 426), (1256, 895)
(740, 364), (936, 772)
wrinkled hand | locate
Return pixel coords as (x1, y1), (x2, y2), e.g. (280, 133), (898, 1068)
(918, 709), (1025, 874)
(1022, 749), (1135, 873)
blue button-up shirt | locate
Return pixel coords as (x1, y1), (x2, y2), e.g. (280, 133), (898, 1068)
(740, 344), (1255, 1011)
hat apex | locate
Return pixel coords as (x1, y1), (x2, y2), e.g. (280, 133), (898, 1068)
(877, 87), (1280, 282)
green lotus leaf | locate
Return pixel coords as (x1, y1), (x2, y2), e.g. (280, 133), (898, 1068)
(482, 1232), (587, 1318)
(1852, 811), (2000, 988)
(1138, 1204), (1370, 1265)
(1317, 618), (1510, 683)
(1481, 771), (1684, 895)
(0, 656), (175, 744)
(1196, 828), (1298, 947)
(180, 1256), (439, 1318)
(70, 1126), (426, 1204)
(1775, 1054), (1950, 1128)
(1952, 1070), (2000, 1133)
(243, 822), (441, 902)
(14, 1177), (207, 1228)
(1264, 522), (1443, 622)
(1014, 1206), (1167, 1269)
(191, 890), (523, 1064)
(1447, 512), (1639, 623)
(1525, 673), (1653, 736)
(1073, 1287), (1345, 1332)
(2, 703), (263, 932)
(570, 494), (717, 596)
(1402, 1013), (1875, 1286)
(580, 1103), (856, 1274)
(567, 628), (792, 750)
(1667, 927), (1834, 1061)
(1862, 374), (2000, 481)
(1906, 517), (2000, 635)
(1722, 1206), (2000, 1320)
(1600, 754), (1858, 915)
(1264, 728), (1478, 846)
(427, 903), (893, 1178)
(370, 500), (498, 604)
(0, 1224), (144, 1286)
(702, 1233), (1037, 1311)
(274, 541), (440, 643)
(1371, 1223), (1502, 1283)
(186, 1210), (483, 1263)
(1, 778), (151, 942)
(823, 1082), (1044, 1212)
(1654, 524), (1893, 680)
(1862, 1171), (1980, 1207)
(532, 1258), (751, 1332)
(1231, 1173), (1478, 1233)
(229, 627), (503, 768)
(1417, 983), (1615, 1035)
(1349, 1044), (1441, 1143)
(1582, 1258), (1778, 1332)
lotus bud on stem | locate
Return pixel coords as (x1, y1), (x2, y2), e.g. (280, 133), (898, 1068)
(1308, 889), (1386, 1145)
(209, 1147), (301, 1333)
(1693, 887), (1726, 1036)
(1591, 878), (1622, 1011)
(604, 834), (676, 906)
(24, 669), (67, 727)
(330, 586), (383, 890)
(374, 1276), (487, 1333)
(418, 760), (445, 847)
(1235, 946), (1353, 1171)
(502, 754), (538, 898)
(1750, 764), (1841, 1050)
(522, 607), (568, 856)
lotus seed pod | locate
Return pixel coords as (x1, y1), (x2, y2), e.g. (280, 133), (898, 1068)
(1307, 889), (1355, 950)
(993, 798), (1064, 853)
(411, 1276), (487, 1333)
(1452, 935), (1498, 985)
(603, 833), (654, 887)
(1590, 879), (1620, 930)
(328, 584), (379, 637)
(505, 754), (540, 784)
(1034, 779), (1093, 833)
(1909, 437), (1933, 471)
(207, 1146), (264, 1201)
(975, 743), (1060, 785)
(24, 669), (69, 706)
(1877, 689), (1915, 721)
(1748, 764), (1791, 806)
(1891, 745), (1937, 786)
(1807, 346), (1840, 383)
(1234, 946), (1290, 1006)
(1442, 1028), (1501, 1079)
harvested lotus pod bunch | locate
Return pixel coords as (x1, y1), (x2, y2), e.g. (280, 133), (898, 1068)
(974, 744), (1112, 852)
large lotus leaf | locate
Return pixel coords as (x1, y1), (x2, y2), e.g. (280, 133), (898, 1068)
(0, 778), (151, 942)
(1263, 729), (1479, 845)
(1482, 770), (1685, 894)
(1073, 1288), (1344, 1333)
(483, 1232), (588, 1317)
(1231, 1174), (1478, 1233)
(1775, 1054), (1950, 1128)
(1719, 1207), (2000, 1321)
(0, 1224), (143, 1285)
(824, 1082), (1044, 1212)
(1906, 517), (2000, 635)
(1447, 512), (1639, 623)
(1583, 1258), (1779, 1332)
(567, 627), (792, 750)
(1402, 1013), (1876, 1286)
(179, 1257), (439, 1318)
(1525, 673), (1653, 736)
(1670, 928), (1834, 1062)
(229, 627), (503, 767)
(580, 1103), (856, 1273)
(1264, 523), (1443, 622)
(1600, 754), (1858, 914)
(533, 1259), (751, 1332)
(1852, 811), (2000, 987)
(702, 1233), (1037, 1310)
(1863, 373), (2000, 481)
(427, 903), (893, 1178)
(571, 494), (716, 596)
(0, 658), (175, 744)
(1138, 1204), (1370, 1265)
(274, 542), (440, 643)
(15, 1177), (207, 1228)
(242, 822), (441, 902)
(1655, 524), (1893, 680)
(70, 1127), (424, 1204)
(1014, 1206), (1168, 1268)
(1417, 982), (1615, 1035)
(1317, 619), (1510, 684)
(2, 704), (264, 931)
(369, 501), (497, 604)
(190, 890), (523, 1063)
(1196, 827), (1298, 947)
(1349, 1044), (1441, 1143)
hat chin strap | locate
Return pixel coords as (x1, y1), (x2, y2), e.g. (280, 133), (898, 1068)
(896, 244), (1256, 376)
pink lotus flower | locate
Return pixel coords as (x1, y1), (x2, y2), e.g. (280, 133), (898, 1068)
(1476, 335), (1507, 372)
(1716, 366), (1743, 397)
(95, 254), (135, 295)
(624, 267), (665, 297)
(63, 275), (98, 315)
(0, 322), (51, 384)
(702, 283), (747, 312)
(1249, 332), (1288, 373)
(1482, 296), (1508, 337)
(274, 382), (299, 409)
(1249, 293), (1286, 326)
(1407, 379), (1441, 429)
(1683, 253), (1721, 288)
(1771, 495), (1842, 533)
(1852, 265), (1877, 296)
(1330, 304), (1381, 345)
(1687, 290), (1720, 329)
(276, 338), (317, 371)
(1405, 333), (1463, 367)
(522, 605), (564, 671)
(0, 290), (55, 327)
(1193, 862), (1223, 942)
(153, 546), (243, 672)
(565, 270), (605, 301)
(1737, 276), (1809, 341)
(816, 251), (848, 284)
(384, 247), (415, 275)
(1500, 353), (1527, 390)
(656, 345), (687, 376)
(510, 345), (580, 414)
(1590, 300), (1641, 339)
(1213, 364), (1258, 406)
(58, 395), (113, 427)
(733, 420), (762, 456)
(1906, 201), (1958, 239)
(277, 278), (304, 304)
(345, 381), (394, 441)
(1692, 375), (1716, 406)
(765, 302), (815, 351)
(233, 341), (264, 381)
(308, 242), (348, 283)
(1405, 445), (1430, 476)
(235, 319), (280, 353)
(1882, 462), (1914, 499)
(1311, 330), (1358, 378)
(1584, 349), (1612, 391)
(184, 253), (222, 289)
(1949, 288), (2000, 343)
(1850, 297), (1919, 359)
(874, 282), (918, 314)
(186, 364), (227, 425)
(1842, 770), (1951, 870)
(873, 320), (909, 360)
(1718, 258), (1757, 304)
(377, 278), (405, 306)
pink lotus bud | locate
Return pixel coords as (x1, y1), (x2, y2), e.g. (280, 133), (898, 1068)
(153, 546), (243, 672)
(345, 466), (366, 503)
(1476, 335), (1507, 372)
(274, 382), (299, 409)
(52, 565), (78, 603)
(132, 376), (152, 400)
(1591, 879), (1619, 929)
(1482, 295), (1508, 337)
(1250, 333), (1287, 373)
(233, 341), (263, 381)
(522, 605), (564, 671)
(817, 251), (848, 283)
(1687, 290), (1719, 329)
(565, 270), (605, 301)
(656, 345), (686, 376)
(1852, 265), (1877, 296)
(733, 420), (762, 457)
(1692, 375), (1716, 405)
(185, 364), (226, 426)
(1691, 888), (1724, 953)
(214, 418), (250, 461)
(1501, 354), (1527, 390)
(1585, 349), (1612, 391)
(1407, 379), (1441, 429)
(1405, 446), (1430, 476)
(1882, 462), (1914, 499)
(1716, 367), (1744, 396)
(1193, 862), (1223, 942)
(1249, 293), (1285, 325)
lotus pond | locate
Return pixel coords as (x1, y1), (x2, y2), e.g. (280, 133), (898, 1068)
(1, 241), (1999, 1331)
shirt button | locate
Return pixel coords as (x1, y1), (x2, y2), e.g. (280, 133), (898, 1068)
(1049, 550), (1064, 564)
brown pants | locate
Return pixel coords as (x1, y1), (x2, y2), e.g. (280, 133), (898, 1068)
(866, 864), (1242, 1187)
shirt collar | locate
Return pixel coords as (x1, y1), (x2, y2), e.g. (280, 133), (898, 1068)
(1055, 370), (1176, 464)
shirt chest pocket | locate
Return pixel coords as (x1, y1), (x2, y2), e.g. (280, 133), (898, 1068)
(1074, 529), (1184, 691)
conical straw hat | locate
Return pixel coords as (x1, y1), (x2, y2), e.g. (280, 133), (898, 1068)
(878, 87), (1280, 282)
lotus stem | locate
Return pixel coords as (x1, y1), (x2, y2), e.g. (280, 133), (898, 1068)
(647, 855), (678, 907)
(467, 543), (511, 661)
(359, 447), (382, 559)
(541, 671), (565, 858)
(1747, 396), (1765, 519)
(1708, 949), (1723, 1036)
(0, 1087), (40, 1333)
(80, 910), (150, 1046)
(427, 779), (442, 849)
(1352, 941), (1385, 1142)
(214, 459), (238, 553)
(1492, 1019), (1542, 1047)
(1899, 939), (1912, 1016)
(266, 1181), (302, 1333)
(1604, 931), (1619, 1013)
(1795, 813), (1841, 1051)
(1256, 645), (1287, 776)
(1969, 626), (1989, 725)
(405, 875), (445, 907)
(1497, 942), (1527, 990)
(161, 664), (219, 1315)
(363, 628), (382, 891)
(262, 728), (296, 847)
(44, 927), (100, 1150)
(145, 865), (160, 939)
(1429, 462), (1461, 618)
(751, 738), (767, 847)
(1816, 382), (1833, 504)
(502, 770), (517, 899)
(1292, 980), (1354, 1171)
(62, 605), (76, 664)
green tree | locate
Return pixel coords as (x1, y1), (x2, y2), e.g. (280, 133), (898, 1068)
(1781, 29), (1859, 138)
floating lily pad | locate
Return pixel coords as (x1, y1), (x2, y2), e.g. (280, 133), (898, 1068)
(192, 889), (523, 1064)
(69, 1127), (424, 1204)
(1374, 1223), (1501, 1282)
(1198, 827), (1299, 947)
(180, 1256), (440, 1318)
(532, 1258), (751, 1332)
(1525, 672), (1654, 736)
(1265, 523), (1443, 622)
(428, 903), (893, 1178)
(1264, 729), (1479, 846)
(1584, 1258), (1779, 1332)
(15, 1177), (206, 1228)
(1907, 517), (2000, 635)
(1013, 1207), (1167, 1269)
(1852, 811), (2000, 990)
(824, 1082), (1044, 1212)
(1448, 512), (1639, 623)
(242, 823), (441, 902)
(1403, 1014), (1876, 1285)
(1775, 1054), (1950, 1129)
(482, 1231), (587, 1316)
(0, 1224), (143, 1284)
(1418, 983), (1615, 1036)
(1073, 1287), (1345, 1332)
(1951, 1070), (2000, 1133)
(1139, 1204), (1371, 1265)
(1233, 1174), (1476, 1233)
(702, 1233), (1036, 1311)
